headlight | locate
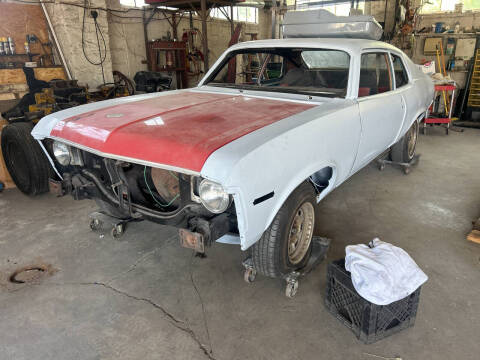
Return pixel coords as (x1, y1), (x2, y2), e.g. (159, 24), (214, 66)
(52, 141), (71, 166)
(198, 179), (231, 213)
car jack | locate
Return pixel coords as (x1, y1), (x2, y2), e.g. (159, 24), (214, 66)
(242, 236), (331, 298)
(376, 153), (421, 175)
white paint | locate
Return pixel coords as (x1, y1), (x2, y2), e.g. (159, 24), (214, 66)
(200, 39), (433, 250)
(31, 38), (434, 252)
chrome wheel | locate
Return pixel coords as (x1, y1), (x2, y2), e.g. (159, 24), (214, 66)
(407, 121), (418, 159)
(288, 202), (315, 265)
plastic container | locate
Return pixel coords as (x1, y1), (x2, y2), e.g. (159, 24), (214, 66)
(435, 22), (444, 33)
(325, 259), (421, 344)
(282, 9), (383, 40)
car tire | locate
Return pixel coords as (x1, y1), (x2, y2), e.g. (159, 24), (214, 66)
(94, 198), (131, 220)
(252, 181), (316, 278)
(391, 120), (419, 163)
(1, 122), (50, 195)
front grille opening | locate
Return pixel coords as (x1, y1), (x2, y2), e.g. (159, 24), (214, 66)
(141, 167), (181, 211)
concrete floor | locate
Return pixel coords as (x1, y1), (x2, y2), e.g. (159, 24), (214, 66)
(0, 126), (479, 360)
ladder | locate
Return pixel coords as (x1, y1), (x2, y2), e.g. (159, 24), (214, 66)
(467, 48), (480, 108)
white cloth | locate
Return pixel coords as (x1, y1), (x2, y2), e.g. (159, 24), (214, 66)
(345, 238), (428, 305)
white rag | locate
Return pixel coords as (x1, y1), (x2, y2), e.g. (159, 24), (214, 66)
(345, 238), (428, 305)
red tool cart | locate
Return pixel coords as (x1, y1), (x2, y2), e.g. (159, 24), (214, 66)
(424, 83), (456, 135)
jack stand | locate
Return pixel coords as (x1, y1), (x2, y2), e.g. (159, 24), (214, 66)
(242, 236), (331, 298)
(89, 211), (135, 239)
(376, 154), (420, 175)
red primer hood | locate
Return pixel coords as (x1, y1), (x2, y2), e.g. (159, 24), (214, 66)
(50, 91), (313, 172)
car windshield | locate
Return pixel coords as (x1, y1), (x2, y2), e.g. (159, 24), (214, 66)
(205, 48), (350, 98)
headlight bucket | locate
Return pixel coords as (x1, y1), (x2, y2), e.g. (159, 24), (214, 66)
(198, 179), (231, 214)
(52, 141), (71, 166)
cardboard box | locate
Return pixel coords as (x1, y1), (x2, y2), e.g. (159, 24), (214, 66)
(417, 61), (436, 75)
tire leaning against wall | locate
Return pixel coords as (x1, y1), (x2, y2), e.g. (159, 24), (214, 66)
(1, 122), (50, 195)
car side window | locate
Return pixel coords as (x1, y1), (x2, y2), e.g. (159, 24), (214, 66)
(358, 53), (392, 98)
(391, 54), (409, 88)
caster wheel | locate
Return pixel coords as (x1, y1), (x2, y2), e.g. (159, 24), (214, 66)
(90, 218), (102, 231)
(285, 280), (298, 298)
(111, 224), (125, 239)
(446, 128), (449, 135)
(244, 268), (257, 283)
(379, 163), (385, 171)
(403, 167), (410, 175)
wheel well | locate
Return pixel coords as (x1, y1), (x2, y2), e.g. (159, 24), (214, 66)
(308, 166), (333, 194)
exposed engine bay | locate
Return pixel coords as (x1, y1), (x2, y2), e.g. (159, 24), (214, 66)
(44, 139), (238, 249)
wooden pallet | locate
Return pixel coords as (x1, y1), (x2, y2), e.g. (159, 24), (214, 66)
(467, 218), (480, 244)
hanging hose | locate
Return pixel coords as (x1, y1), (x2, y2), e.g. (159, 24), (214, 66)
(82, 0), (107, 85)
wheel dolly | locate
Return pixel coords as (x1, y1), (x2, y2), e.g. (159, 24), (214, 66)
(88, 211), (140, 238)
(376, 153), (421, 175)
(242, 236), (331, 298)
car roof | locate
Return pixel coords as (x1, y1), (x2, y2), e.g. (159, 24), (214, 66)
(229, 38), (400, 54)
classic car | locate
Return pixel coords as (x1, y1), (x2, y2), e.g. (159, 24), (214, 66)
(31, 37), (434, 280)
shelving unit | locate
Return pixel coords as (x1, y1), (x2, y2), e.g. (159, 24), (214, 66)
(0, 53), (40, 68)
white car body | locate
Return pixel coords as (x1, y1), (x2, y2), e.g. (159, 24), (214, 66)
(33, 38), (434, 250)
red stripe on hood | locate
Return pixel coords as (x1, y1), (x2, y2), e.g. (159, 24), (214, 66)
(50, 91), (314, 172)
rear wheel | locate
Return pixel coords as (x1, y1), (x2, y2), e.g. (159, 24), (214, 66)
(1, 122), (50, 195)
(391, 120), (419, 163)
(252, 182), (316, 278)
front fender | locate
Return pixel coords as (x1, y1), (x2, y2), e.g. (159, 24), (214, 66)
(202, 100), (361, 250)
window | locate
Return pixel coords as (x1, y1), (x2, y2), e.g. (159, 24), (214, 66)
(210, 7), (258, 23)
(391, 54), (409, 88)
(296, 0), (365, 16)
(358, 53), (392, 97)
(301, 50), (349, 69)
(120, 0), (146, 7)
(421, 0), (480, 13)
(206, 48), (350, 98)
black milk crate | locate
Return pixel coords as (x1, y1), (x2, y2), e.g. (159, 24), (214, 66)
(325, 259), (421, 344)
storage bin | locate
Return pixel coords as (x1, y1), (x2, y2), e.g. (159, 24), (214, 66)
(325, 259), (421, 344)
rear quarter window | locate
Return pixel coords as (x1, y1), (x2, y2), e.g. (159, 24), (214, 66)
(391, 54), (409, 88)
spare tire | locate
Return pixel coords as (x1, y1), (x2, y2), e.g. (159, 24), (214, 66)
(1, 122), (50, 195)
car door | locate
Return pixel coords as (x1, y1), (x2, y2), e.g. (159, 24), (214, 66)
(351, 51), (405, 173)
(389, 52), (417, 139)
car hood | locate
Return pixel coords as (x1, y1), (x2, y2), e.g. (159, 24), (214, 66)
(35, 90), (314, 172)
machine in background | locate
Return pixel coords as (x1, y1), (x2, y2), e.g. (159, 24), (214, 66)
(0, 68), (135, 196)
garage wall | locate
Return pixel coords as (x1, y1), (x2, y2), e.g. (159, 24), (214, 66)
(44, 0), (114, 89)
(0, 3), (66, 100)
(416, 11), (480, 32)
(106, 1), (269, 87)
(364, 0), (396, 34)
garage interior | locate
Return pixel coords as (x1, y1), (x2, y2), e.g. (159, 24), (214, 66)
(0, 0), (479, 359)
